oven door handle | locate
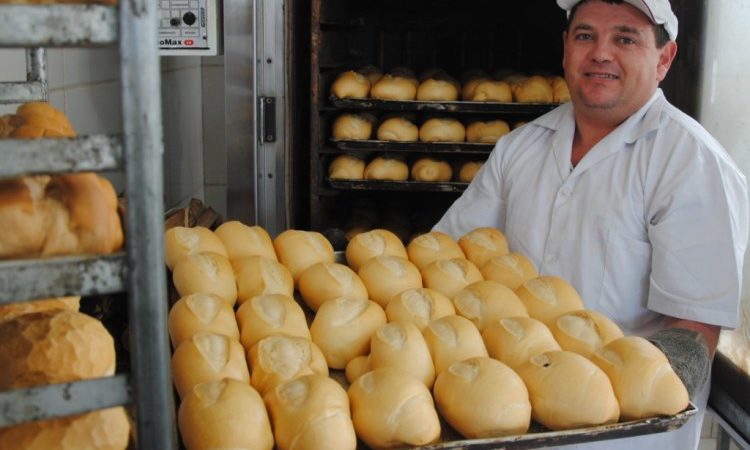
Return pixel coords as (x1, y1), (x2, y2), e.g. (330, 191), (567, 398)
(258, 95), (276, 143)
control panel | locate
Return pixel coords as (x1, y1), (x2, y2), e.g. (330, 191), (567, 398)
(158, 0), (220, 56)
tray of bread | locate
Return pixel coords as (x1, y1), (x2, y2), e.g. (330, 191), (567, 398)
(163, 213), (696, 450)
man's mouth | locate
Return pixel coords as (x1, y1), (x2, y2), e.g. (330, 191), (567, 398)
(585, 72), (619, 80)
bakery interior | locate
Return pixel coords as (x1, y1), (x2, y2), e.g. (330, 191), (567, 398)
(1, 0), (749, 449)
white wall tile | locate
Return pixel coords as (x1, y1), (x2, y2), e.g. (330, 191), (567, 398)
(63, 81), (123, 135)
(46, 49), (65, 90)
(0, 49), (26, 81)
(62, 48), (120, 87)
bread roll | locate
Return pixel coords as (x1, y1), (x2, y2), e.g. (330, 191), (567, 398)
(458, 227), (510, 268)
(357, 256), (423, 308)
(359, 65), (383, 86)
(298, 262), (368, 311)
(330, 70), (370, 99)
(549, 309), (624, 358)
(385, 287), (455, 330)
(273, 229), (335, 283)
(370, 74), (418, 101)
(178, 378), (273, 450)
(453, 280), (528, 331)
(370, 321), (436, 388)
(0, 309), (115, 389)
(422, 315), (488, 374)
(512, 75), (554, 103)
(235, 294), (311, 351)
(332, 113), (373, 140)
(247, 335), (328, 395)
(0, 114), (13, 138)
(502, 73), (528, 89)
(0, 296), (79, 323)
(0, 177), (52, 258)
(345, 355), (371, 383)
(214, 220), (277, 262)
(434, 357), (531, 438)
(234, 255), (294, 304)
(165, 225), (228, 270)
(0, 407), (130, 450)
(516, 350), (620, 430)
(376, 117), (419, 142)
(345, 228), (408, 272)
(471, 80), (513, 102)
(461, 76), (493, 101)
(364, 157), (409, 181)
(411, 158), (452, 182)
(168, 293), (240, 348)
(480, 252), (538, 290)
(514, 276), (585, 325)
(171, 331), (250, 398)
(265, 374), (357, 450)
(552, 76), (571, 103)
(591, 336), (689, 420)
(348, 367), (441, 449)
(417, 78), (459, 101)
(406, 230), (465, 270)
(172, 251), (238, 306)
(328, 155), (366, 180)
(458, 161), (484, 183)
(481, 316), (561, 371)
(419, 118), (466, 143)
(7, 102), (76, 138)
(466, 120), (511, 144)
(310, 296), (386, 369)
(421, 258), (484, 300)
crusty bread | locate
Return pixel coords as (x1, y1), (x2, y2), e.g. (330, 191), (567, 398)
(422, 315), (488, 374)
(357, 255), (423, 308)
(513, 75), (554, 103)
(345, 228), (408, 272)
(298, 262), (368, 311)
(332, 113), (373, 140)
(421, 258), (484, 300)
(419, 118), (466, 143)
(458, 161), (484, 183)
(458, 227), (510, 268)
(549, 309), (624, 358)
(370, 321), (436, 388)
(480, 252), (538, 290)
(247, 334), (328, 395)
(482, 316), (561, 371)
(234, 255), (294, 304)
(385, 287), (455, 331)
(453, 280), (528, 331)
(406, 230), (465, 270)
(172, 251), (238, 306)
(370, 74), (418, 101)
(411, 158), (452, 182)
(551, 76), (571, 103)
(168, 293), (240, 348)
(328, 155), (366, 180)
(214, 220), (277, 263)
(0, 296), (79, 324)
(273, 229), (335, 283)
(471, 80), (512, 102)
(345, 355), (372, 384)
(465, 120), (511, 144)
(376, 117), (419, 142)
(235, 294), (311, 351)
(164, 225), (228, 270)
(417, 78), (459, 101)
(514, 276), (585, 325)
(364, 157), (409, 181)
(330, 70), (371, 99)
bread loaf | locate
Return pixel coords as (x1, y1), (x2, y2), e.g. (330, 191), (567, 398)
(516, 350), (620, 430)
(376, 117), (419, 142)
(265, 374), (357, 450)
(235, 294), (311, 351)
(551, 76), (571, 103)
(465, 120), (511, 144)
(419, 118), (465, 143)
(247, 335), (328, 395)
(273, 229), (335, 283)
(385, 287), (455, 330)
(417, 78), (459, 101)
(458, 227), (510, 268)
(332, 113), (373, 140)
(370, 74), (418, 101)
(328, 155), (366, 180)
(330, 70), (370, 99)
(357, 255), (422, 308)
(471, 80), (513, 102)
(359, 65), (383, 86)
(234, 255), (294, 304)
(370, 321), (436, 388)
(421, 258), (484, 300)
(310, 296), (386, 369)
(434, 357), (531, 438)
(411, 158), (452, 182)
(406, 230), (465, 270)
(514, 276), (585, 325)
(549, 309), (624, 358)
(214, 220), (277, 262)
(7, 102), (75, 138)
(164, 225), (228, 270)
(348, 367), (441, 449)
(345, 355), (372, 383)
(422, 315), (488, 374)
(168, 293), (240, 348)
(178, 378), (273, 450)
(481, 316), (561, 371)
(513, 75), (554, 103)
(480, 252), (538, 290)
(345, 228), (408, 272)
(458, 161), (484, 183)
(0, 296), (79, 323)
(298, 262), (368, 311)
(364, 157), (409, 181)
(453, 280), (528, 331)
(172, 251), (238, 306)
(461, 75), (492, 101)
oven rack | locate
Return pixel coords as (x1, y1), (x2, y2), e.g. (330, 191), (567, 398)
(327, 178), (469, 193)
(329, 97), (560, 115)
(329, 139), (494, 155)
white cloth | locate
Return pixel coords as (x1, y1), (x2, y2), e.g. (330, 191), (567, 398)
(433, 89), (749, 449)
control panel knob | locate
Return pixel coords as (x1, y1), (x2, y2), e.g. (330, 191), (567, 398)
(183, 11), (197, 26)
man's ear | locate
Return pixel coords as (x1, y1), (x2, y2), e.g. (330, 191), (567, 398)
(656, 41), (678, 82)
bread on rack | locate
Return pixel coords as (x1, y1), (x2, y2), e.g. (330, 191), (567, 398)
(479, 252), (538, 290)
(332, 113), (374, 140)
(172, 251), (238, 306)
(3, 102), (75, 139)
(512, 75), (554, 103)
(358, 65), (384, 86)
(363, 157), (409, 181)
(298, 262), (368, 311)
(548, 309), (624, 358)
(345, 228), (408, 272)
(0, 296), (80, 323)
(234, 254), (294, 304)
(370, 73), (418, 101)
(357, 255), (423, 308)
(164, 225), (228, 270)
(453, 280), (528, 332)
(470, 80), (513, 103)
(385, 287), (455, 331)
(551, 76), (571, 103)
(235, 293), (311, 351)
(369, 321), (436, 388)
(417, 71), (460, 101)
(168, 293), (240, 348)
(406, 230), (465, 270)
(482, 316), (561, 371)
(514, 275), (585, 325)
(458, 161), (484, 183)
(328, 155), (366, 180)
(247, 334), (328, 395)
(419, 118), (466, 143)
(376, 116), (419, 142)
(461, 73), (493, 101)
(273, 229), (335, 283)
(465, 120), (511, 144)
(214, 220), (277, 263)
(421, 258), (484, 300)
(423, 315), (488, 375)
(411, 158), (453, 182)
(330, 70), (371, 99)
(458, 227), (510, 268)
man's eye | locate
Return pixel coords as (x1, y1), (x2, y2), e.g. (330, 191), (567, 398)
(618, 37), (635, 45)
(575, 33), (593, 41)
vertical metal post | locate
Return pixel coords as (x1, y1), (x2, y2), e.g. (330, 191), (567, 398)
(119, 0), (176, 447)
(26, 47), (48, 100)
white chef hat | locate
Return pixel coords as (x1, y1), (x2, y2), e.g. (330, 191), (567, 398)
(557, 0), (678, 41)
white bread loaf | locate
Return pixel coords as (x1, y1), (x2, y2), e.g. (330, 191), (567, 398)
(410, 158), (453, 182)
(345, 355), (372, 383)
(359, 65), (383, 86)
(0, 177), (47, 258)
(172, 251), (238, 306)
(214, 220), (277, 262)
(168, 293), (240, 348)
(549, 309), (624, 358)
(0, 309), (115, 389)
(310, 296), (386, 369)
(417, 78), (459, 101)
(480, 252), (538, 290)
(0, 296), (79, 323)
(364, 157), (409, 181)
(465, 120), (511, 144)
(235, 294), (311, 351)
(481, 316), (561, 371)
(298, 262), (368, 311)
(330, 70), (370, 99)
(434, 357), (531, 438)
(5, 102), (75, 138)
(164, 225), (228, 270)
(0, 407), (130, 450)
(453, 280), (528, 331)
(265, 374), (357, 450)
(551, 76), (571, 103)
(406, 230), (465, 270)
(171, 331), (249, 398)
(591, 336), (689, 420)
(419, 118), (466, 143)
(422, 315), (488, 374)
(516, 350), (620, 430)
(376, 117), (419, 142)
(458, 227), (510, 268)
(178, 378), (273, 450)
(328, 155), (366, 180)
(421, 258), (484, 300)
(348, 367), (441, 449)
(471, 80), (513, 102)
(514, 275), (585, 325)
(247, 334), (328, 395)
(385, 287), (455, 330)
(273, 229), (334, 283)
(357, 255), (423, 308)
(345, 228), (408, 272)
(513, 75), (554, 103)
(234, 255), (294, 304)
(458, 161), (484, 183)
(332, 113), (373, 140)
(370, 321), (436, 388)
(461, 75), (492, 101)
(370, 74), (418, 101)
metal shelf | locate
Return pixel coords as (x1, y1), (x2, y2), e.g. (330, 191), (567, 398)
(329, 97), (559, 114)
(329, 139), (494, 155)
(328, 178), (469, 193)
(0, 5), (118, 48)
(0, 81), (46, 104)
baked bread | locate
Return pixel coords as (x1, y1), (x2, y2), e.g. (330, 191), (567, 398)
(514, 275), (585, 325)
(0, 296), (79, 323)
(164, 225), (228, 270)
(370, 74), (418, 101)
(513, 75), (554, 103)
(234, 255), (294, 304)
(421, 258), (484, 300)
(376, 117), (419, 142)
(422, 315), (488, 374)
(458, 161), (484, 183)
(417, 77), (460, 101)
(328, 155), (366, 180)
(332, 113), (373, 140)
(370, 321), (436, 388)
(419, 118), (466, 143)
(330, 70), (370, 99)
(411, 158), (453, 182)
(168, 293), (240, 348)
(549, 309), (624, 358)
(551, 76), (571, 103)
(471, 80), (513, 102)
(273, 229), (335, 283)
(481, 316), (561, 371)
(458, 227), (510, 268)
(172, 251), (238, 306)
(359, 65), (384, 86)
(235, 293), (311, 351)
(364, 157), (409, 181)
(298, 262), (368, 311)
(453, 280), (528, 331)
(345, 355), (371, 384)
(385, 287), (455, 331)
(406, 230), (465, 270)
(480, 252), (538, 290)
(434, 357), (531, 438)
(214, 220), (277, 263)
(247, 335), (328, 395)
(357, 255), (423, 308)
(461, 75), (493, 101)
(7, 102), (75, 138)
(345, 228), (408, 272)
(465, 120), (511, 144)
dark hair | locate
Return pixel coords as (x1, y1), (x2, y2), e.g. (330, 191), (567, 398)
(567, 0), (672, 48)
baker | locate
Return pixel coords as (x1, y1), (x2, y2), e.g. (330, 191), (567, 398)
(433, 0), (749, 448)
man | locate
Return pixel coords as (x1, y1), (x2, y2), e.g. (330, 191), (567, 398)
(433, 0), (748, 448)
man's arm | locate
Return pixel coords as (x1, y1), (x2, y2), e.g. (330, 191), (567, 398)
(663, 316), (720, 358)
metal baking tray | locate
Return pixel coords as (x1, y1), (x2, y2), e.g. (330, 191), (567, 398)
(329, 139), (494, 155)
(327, 179), (469, 193)
(330, 97), (559, 115)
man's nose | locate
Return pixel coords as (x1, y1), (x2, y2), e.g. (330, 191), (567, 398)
(589, 39), (614, 62)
